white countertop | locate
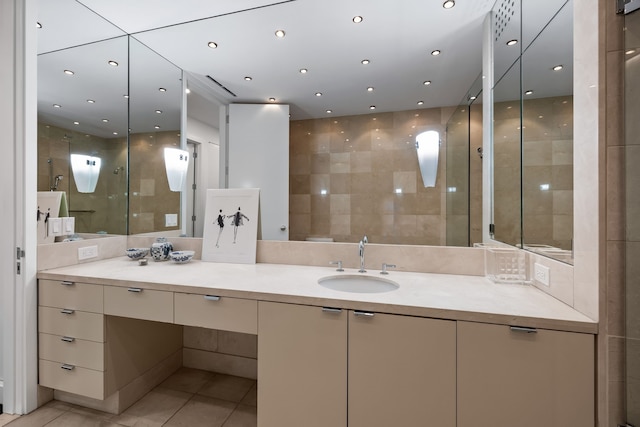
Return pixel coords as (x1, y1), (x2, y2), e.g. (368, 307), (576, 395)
(38, 257), (597, 334)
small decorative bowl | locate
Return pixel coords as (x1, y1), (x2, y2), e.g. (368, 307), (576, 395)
(169, 250), (195, 264)
(126, 248), (149, 260)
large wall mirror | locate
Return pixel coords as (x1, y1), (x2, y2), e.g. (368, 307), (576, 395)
(491, 0), (574, 263)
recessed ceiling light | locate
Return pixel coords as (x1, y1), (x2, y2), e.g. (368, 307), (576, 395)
(244, 76), (252, 81)
(275, 29), (286, 38)
(417, 101), (424, 105)
(86, 99), (95, 104)
(353, 16), (363, 23)
(155, 110), (162, 114)
(73, 121), (79, 125)
(326, 109), (333, 114)
(154, 125), (160, 129)
(64, 69), (74, 75)
(443, 0), (455, 8)
(123, 94), (129, 98)
(185, 88), (191, 94)
(315, 92), (322, 97)
(469, 95), (477, 100)
(53, 104), (61, 108)
(36, 22), (42, 28)
(207, 41), (218, 49)
(367, 87), (374, 92)
(369, 105), (376, 110)
(552, 65), (563, 71)
(361, 59), (370, 65)
(269, 97), (276, 102)
(525, 90), (534, 95)
(300, 68), (308, 74)
(423, 80), (432, 85)
(113, 132), (118, 135)
(431, 50), (441, 56)
(108, 60), (118, 67)
(102, 119), (109, 122)
(506, 39), (518, 46)
(159, 88), (167, 92)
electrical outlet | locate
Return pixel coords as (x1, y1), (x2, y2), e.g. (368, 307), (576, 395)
(78, 245), (98, 260)
(534, 263), (550, 286)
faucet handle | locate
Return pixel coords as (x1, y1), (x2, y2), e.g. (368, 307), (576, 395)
(330, 260), (344, 272)
(380, 263), (396, 275)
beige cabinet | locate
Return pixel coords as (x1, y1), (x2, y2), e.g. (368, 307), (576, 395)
(348, 310), (456, 427)
(258, 301), (348, 427)
(258, 302), (456, 427)
(104, 285), (173, 323)
(457, 321), (595, 427)
(174, 292), (257, 334)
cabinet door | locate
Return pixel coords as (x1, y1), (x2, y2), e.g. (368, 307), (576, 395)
(457, 321), (594, 427)
(348, 311), (456, 427)
(258, 301), (347, 427)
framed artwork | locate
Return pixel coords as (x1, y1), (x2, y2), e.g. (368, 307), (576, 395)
(37, 191), (68, 244)
(202, 188), (260, 264)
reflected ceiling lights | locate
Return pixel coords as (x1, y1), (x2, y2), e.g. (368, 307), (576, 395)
(369, 105), (376, 110)
(123, 94), (129, 98)
(417, 101), (424, 105)
(87, 99), (95, 104)
(443, 1), (455, 9)
(367, 87), (374, 92)
(525, 90), (533, 95)
(53, 104), (61, 108)
(506, 39), (518, 46)
(207, 41), (218, 49)
(353, 16), (363, 23)
(64, 69), (74, 75)
(431, 50), (441, 56)
(269, 97), (276, 102)
(102, 119), (109, 122)
(423, 80), (432, 85)
(300, 68), (308, 74)
(326, 110), (333, 113)
(108, 60), (118, 67)
(73, 121), (79, 125)
(154, 125), (160, 129)
(244, 76), (252, 81)
(361, 59), (370, 65)
(315, 92), (322, 97)
(552, 65), (563, 71)
(275, 29), (286, 38)
(159, 88), (167, 92)
(155, 110), (162, 114)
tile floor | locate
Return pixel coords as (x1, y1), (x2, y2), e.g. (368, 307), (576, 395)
(0, 368), (257, 427)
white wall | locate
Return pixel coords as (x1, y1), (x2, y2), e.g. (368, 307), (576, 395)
(227, 104), (289, 241)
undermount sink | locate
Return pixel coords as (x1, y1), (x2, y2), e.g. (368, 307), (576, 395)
(318, 274), (399, 293)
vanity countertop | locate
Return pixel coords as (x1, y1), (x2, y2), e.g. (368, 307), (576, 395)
(38, 258), (597, 334)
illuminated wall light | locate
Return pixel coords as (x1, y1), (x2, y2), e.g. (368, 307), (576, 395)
(70, 154), (101, 193)
(540, 184), (550, 191)
(415, 130), (440, 187)
(164, 148), (189, 191)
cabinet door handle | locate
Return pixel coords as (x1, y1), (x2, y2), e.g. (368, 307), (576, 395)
(60, 309), (75, 315)
(353, 310), (375, 317)
(127, 287), (143, 293)
(61, 364), (75, 371)
(322, 307), (342, 313)
(61, 281), (74, 286)
(61, 336), (75, 343)
(204, 295), (220, 301)
(510, 326), (537, 334)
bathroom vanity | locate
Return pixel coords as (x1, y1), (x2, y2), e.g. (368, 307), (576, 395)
(37, 257), (596, 427)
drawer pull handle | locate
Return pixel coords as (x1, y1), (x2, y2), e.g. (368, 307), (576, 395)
(60, 309), (75, 315)
(322, 307), (342, 313)
(61, 364), (75, 371)
(61, 336), (75, 343)
(127, 287), (143, 293)
(204, 295), (221, 301)
(61, 281), (74, 286)
(353, 310), (375, 317)
(510, 326), (537, 334)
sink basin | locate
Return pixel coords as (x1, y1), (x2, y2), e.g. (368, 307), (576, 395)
(318, 274), (399, 293)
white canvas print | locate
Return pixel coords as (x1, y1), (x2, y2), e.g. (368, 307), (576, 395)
(202, 188), (260, 264)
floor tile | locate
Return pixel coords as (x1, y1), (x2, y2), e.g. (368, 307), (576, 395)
(117, 388), (191, 426)
(5, 407), (65, 427)
(239, 383), (257, 407)
(197, 375), (254, 403)
(42, 411), (122, 427)
(163, 395), (236, 427)
(221, 404), (256, 427)
(0, 414), (20, 427)
(159, 367), (214, 394)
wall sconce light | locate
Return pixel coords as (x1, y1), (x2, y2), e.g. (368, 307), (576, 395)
(415, 130), (440, 187)
(164, 147), (189, 191)
(70, 154), (101, 193)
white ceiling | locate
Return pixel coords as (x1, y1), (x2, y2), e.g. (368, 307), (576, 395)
(36, 0), (572, 139)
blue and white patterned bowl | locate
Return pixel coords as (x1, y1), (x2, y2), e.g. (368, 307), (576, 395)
(169, 250), (195, 264)
(126, 248), (149, 260)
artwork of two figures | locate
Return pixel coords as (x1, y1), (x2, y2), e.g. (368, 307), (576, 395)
(201, 188), (260, 264)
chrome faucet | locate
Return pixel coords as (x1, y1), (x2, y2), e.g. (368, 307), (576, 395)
(358, 235), (368, 273)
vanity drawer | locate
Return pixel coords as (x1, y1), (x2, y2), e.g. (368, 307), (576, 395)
(39, 306), (104, 342)
(39, 359), (104, 400)
(39, 333), (104, 371)
(104, 285), (173, 323)
(39, 279), (103, 313)
(174, 293), (257, 334)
